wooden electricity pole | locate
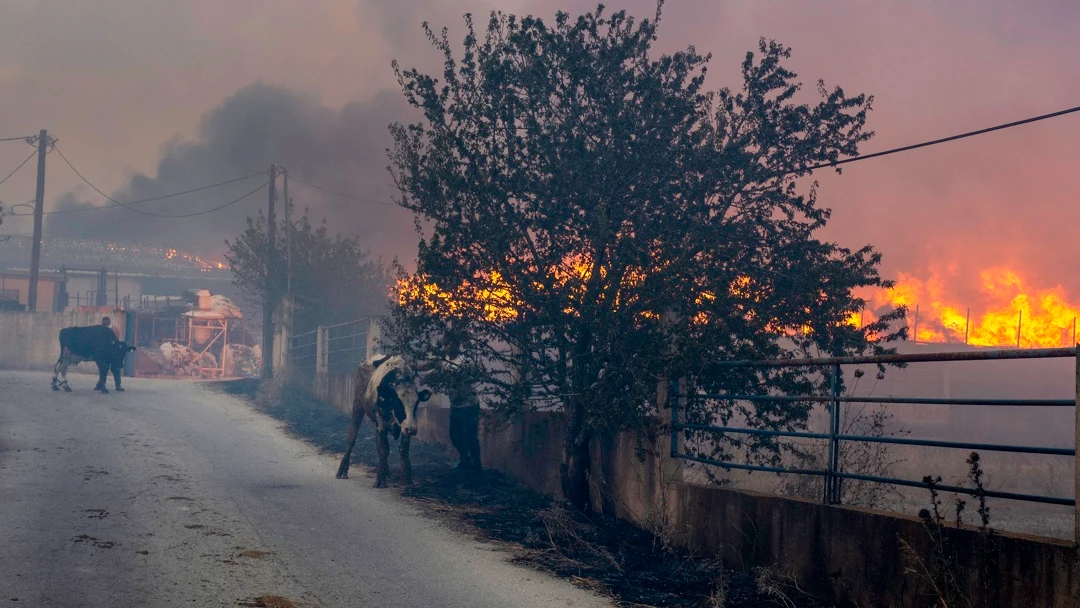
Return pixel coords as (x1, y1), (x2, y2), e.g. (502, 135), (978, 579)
(27, 129), (47, 312)
(283, 169), (290, 295)
(262, 164), (278, 380)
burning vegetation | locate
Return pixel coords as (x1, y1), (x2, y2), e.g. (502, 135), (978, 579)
(868, 267), (1080, 348)
(385, 6), (905, 512)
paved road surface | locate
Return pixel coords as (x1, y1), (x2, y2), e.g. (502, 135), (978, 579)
(0, 371), (609, 608)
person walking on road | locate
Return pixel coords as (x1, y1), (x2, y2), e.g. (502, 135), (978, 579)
(101, 316), (120, 340)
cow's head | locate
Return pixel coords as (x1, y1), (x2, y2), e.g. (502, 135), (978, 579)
(371, 356), (432, 436)
(110, 341), (136, 370)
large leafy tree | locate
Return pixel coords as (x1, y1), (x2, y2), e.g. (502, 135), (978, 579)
(387, 3), (904, 511)
(225, 209), (391, 335)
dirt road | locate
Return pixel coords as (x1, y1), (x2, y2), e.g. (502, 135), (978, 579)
(0, 371), (609, 608)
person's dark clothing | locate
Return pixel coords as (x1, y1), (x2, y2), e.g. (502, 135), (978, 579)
(449, 404), (481, 471)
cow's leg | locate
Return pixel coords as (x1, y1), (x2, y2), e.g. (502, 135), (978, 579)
(60, 359), (73, 392)
(374, 427), (390, 488)
(95, 361), (109, 393)
(399, 433), (413, 485)
(51, 355), (63, 391)
(335, 404), (365, 479)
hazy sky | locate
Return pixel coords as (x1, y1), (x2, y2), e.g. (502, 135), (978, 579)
(0, 0), (1078, 305)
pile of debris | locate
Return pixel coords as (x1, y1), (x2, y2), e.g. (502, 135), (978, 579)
(131, 289), (262, 379)
(134, 342), (260, 379)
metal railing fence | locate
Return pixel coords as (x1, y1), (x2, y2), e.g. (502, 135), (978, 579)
(289, 329), (318, 372)
(325, 319), (369, 374)
(669, 347), (1078, 511)
(286, 317), (378, 380)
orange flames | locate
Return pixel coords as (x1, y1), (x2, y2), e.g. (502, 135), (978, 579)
(400, 260), (1078, 349)
(398, 257), (858, 336)
(871, 267), (1080, 348)
(398, 270), (520, 322)
(102, 242), (226, 271)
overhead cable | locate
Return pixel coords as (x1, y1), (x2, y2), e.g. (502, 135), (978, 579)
(0, 150), (37, 187)
(288, 175), (400, 208)
(799, 104), (1080, 175)
(53, 145), (265, 216)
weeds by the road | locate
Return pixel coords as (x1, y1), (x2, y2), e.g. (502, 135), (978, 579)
(899, 452), (1001, 608)
(211, 378), (831, 608)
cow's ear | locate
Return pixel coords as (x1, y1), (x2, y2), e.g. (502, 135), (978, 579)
(418, 389), (432, 402)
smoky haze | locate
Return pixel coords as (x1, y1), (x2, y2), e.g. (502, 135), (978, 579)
(44, 83), (416, 262)
(0, 0), (1078, 291)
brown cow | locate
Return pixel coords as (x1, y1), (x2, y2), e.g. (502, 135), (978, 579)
(335, 354), (431, 486)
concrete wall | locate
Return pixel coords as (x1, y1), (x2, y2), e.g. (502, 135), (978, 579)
(317, 369), (355, 413)
(0, 310), (129, 370)
(303, 367), (1080, 608)
(413, 406), (1080, 608)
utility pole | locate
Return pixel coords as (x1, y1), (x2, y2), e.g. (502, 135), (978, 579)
(283, 169), (291, 295)
(262, 164), (278, 380)
(1017, 310), (1022, 349)
(27, 129), (47, 312)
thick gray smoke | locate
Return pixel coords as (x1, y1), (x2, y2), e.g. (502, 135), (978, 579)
(46, 83), (417, 263)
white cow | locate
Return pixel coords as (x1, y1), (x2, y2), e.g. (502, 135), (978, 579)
(335, 355), (432, 486)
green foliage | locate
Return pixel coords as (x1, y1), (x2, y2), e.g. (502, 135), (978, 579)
(385, 2), (905, 509)
(224, 207), (391, 334)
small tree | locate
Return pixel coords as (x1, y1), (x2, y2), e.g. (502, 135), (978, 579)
(387, 3), (904, 511)
(225, 208), (391, 334)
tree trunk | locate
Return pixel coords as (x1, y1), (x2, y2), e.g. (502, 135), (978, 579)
(560, 401), (593, 512)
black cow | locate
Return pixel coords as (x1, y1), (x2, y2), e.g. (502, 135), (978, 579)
(51, 325), (136, 393)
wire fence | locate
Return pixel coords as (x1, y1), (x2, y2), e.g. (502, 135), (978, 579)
(326, 319), (370, 374)
(289, 329), (318, 373)
(286, 317), (376, 378)
(670, 347), (1078, 508)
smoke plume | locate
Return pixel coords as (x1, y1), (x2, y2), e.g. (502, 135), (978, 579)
(46, 83), (417, 263)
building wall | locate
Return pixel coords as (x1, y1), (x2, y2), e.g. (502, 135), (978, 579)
(64, 275), (143, 309)
(0, 273), (61, 311)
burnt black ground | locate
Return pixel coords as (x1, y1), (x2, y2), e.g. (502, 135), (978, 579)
(211, 379), (833, 608)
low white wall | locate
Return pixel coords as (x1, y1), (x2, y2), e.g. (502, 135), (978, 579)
(0, 311), (128, 370)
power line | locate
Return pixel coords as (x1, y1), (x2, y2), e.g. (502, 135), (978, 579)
(142, 180), (270, 218)
(287, 104), (1080, 199)
(53, 144), (265, 216)
(0, 136), (34, 143)
(800, 103), (1080, 174)
(0, 150), (37, 187)
(37, 171), (266, 215)
(288, 175), (400, 208)
(23, 180), (270, 218)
